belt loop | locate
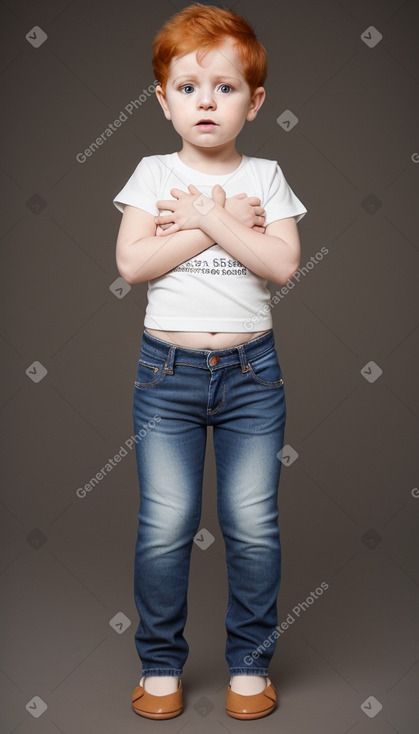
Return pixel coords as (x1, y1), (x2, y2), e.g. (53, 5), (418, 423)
(164, 345), (176, 374)
(237, 344), (251, 373)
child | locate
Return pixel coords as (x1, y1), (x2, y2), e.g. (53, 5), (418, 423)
(113, 3), (307, 721)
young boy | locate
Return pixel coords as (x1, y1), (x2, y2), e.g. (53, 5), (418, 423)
(113, 2), (307, 720)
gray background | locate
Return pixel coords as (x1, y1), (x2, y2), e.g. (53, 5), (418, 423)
(1, 0), (418, 732)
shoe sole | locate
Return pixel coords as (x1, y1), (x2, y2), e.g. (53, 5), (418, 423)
(132, 705), (183, 720)
(226, 704), (276, 720)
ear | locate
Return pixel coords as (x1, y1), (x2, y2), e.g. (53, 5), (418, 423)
(246, 87), (266, 122)
(155, 85), (172, 121)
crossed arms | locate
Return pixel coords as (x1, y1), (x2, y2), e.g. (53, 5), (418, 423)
(115, 183), (301, 285)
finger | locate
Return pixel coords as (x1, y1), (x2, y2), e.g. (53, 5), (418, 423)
(155, 224), (171, 235)
(188, 184), (200, 193)
(155, 214), (174, 225)
(253, 225), (266, 233)
(212, 184), (226, 205)
(156, 210), (175, 224)
(233, 193), (247, 199)
(247, 197), (262, 206)
(213, 190), (226, 206)
(170, 188), (188, 198)
(156, 201), (175, 211)
(157, 222), (179, 236)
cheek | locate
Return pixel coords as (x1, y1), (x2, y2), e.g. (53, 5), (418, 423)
(173, 105), (190, 122)
(225, 112), (242, 128)
(171, 122), (184, 138)
(169, 111), (186, 132)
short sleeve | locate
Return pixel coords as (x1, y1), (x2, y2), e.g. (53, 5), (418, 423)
(113, 157), (158, 215)
(263, 162), (307, 226)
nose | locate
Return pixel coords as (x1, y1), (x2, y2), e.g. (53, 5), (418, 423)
(196, 85), (216, 109)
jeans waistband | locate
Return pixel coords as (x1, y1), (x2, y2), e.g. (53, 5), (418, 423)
(140, 329), (276, 374)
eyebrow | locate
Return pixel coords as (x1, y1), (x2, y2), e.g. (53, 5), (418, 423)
(172, 74), (241, 85)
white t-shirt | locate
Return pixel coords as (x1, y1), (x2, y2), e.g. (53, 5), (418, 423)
(113, 152), (307, 332)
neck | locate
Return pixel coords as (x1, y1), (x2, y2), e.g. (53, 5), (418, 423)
(178, 141), (240, 170)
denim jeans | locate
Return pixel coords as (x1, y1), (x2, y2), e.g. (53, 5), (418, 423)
(132, 328), (286, 678)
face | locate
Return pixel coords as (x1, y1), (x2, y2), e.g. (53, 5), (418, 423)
(155, 36), (265, 151)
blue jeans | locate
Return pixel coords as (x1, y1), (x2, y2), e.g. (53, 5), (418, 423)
(132, 328), (286, 678)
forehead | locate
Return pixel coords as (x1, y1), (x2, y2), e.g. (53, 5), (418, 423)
(168, 37), (245, 80)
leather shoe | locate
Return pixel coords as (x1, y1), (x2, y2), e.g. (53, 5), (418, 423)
(226, 678), (277, 719)
(132, 677), (183, 719)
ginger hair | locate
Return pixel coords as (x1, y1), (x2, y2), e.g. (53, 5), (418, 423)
(151, 3), (267, 95)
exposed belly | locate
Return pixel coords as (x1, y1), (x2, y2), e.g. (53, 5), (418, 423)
(145, 328), (270, 349)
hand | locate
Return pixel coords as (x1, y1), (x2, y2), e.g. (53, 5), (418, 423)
(156, 210), (174, 232)
(155, 184), (218, 235)
(225, 193), (266, 233)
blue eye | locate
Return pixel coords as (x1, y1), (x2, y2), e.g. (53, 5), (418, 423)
(219, 84), (232, 93)
(180, 85), (194, 93)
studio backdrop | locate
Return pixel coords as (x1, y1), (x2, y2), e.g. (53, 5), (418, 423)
(1, 1), (418, 732)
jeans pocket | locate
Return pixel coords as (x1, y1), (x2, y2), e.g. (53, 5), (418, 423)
(247, 349), (285, 388)
(134, 356), (166, 388)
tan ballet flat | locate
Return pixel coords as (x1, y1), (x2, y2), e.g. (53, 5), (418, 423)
(226, 678), (277, 719)
(131, 677), (183, 719)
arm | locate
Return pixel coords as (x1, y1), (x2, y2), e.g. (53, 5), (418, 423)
(200, 205), (301, 285)
(115, 205), (217, 284)
(115, 190), (266, 284)
(155, 184), (301, 285)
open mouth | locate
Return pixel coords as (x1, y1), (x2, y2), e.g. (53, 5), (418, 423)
(196, 120), (217, 127)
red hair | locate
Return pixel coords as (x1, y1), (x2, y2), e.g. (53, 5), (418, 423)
(151, 3), (267, 95)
